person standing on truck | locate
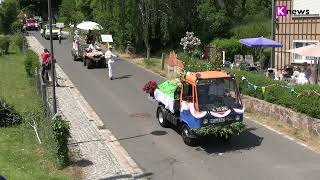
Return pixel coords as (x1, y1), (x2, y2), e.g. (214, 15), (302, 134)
(88, 40), (101, 51)
(86, 29), (94, 44)
(105, 45), (118, 80)
(41, 48), (51, 81)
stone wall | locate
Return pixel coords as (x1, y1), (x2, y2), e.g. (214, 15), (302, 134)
(242, 95), (320, 136)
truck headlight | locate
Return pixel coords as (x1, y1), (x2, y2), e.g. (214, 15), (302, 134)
(235, 115), (241, 121)
(203, 119), (208, 124)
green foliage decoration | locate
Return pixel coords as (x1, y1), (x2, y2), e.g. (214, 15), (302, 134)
(193, 122), (246, 138)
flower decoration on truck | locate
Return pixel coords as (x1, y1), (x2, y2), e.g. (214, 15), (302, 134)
(143, 80), (157, 95)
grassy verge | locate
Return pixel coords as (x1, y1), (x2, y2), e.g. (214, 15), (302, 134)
(246, 109), (320, 152)
(0, 53), (73, 179)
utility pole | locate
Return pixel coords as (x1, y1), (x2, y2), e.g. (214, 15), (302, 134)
(48, 0), (57, 115)
(271, 0), (276, 68)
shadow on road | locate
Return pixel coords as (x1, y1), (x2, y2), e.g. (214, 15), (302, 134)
(99, 172), (154, 180)
(197, 127), (263, 154)
(114, 75), (133, 80)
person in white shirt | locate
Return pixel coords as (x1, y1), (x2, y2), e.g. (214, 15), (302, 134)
(88, 40), (101, 51)
(105, 45), (118, 80)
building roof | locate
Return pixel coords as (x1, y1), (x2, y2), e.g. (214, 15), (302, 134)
(184, 70), (232, 83)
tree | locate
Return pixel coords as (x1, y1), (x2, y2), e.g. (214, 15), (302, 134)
(0, 0), (18, 34)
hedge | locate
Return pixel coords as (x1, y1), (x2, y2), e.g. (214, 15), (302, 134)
(51, 119), (70, 167)
(0, 97), (22, 127)
(0, 35), (10, 55)
(227, 69), (320, 119)
(24, 50), (40, 77)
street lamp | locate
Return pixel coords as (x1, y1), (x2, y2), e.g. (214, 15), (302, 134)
(271, 0), (276, 68)
(47, 0), (57, 115)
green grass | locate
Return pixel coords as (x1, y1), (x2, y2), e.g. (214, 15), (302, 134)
(0, 53), (72, 180)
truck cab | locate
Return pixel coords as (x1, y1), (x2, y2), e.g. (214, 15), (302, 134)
(155, 70), (244, 146)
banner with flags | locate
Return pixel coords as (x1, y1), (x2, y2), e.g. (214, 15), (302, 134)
(240, 76), (320, 97)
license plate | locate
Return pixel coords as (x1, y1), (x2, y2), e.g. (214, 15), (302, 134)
(210, 118), (225, 124)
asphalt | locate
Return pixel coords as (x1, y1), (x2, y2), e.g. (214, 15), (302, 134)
(31, 31), (320, 180)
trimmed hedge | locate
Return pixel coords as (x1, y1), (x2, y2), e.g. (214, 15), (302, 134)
(11, 33), (25, 52)
(24, 50), (39, 77)
(228, 69), (320, 119)
(51, 119), (70, 167)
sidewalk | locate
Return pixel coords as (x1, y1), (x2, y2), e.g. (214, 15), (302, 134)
(26, 36), (145, 180)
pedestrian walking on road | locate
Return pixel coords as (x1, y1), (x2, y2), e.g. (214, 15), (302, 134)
(105, 45), (118, 80)
(41, 48), (51, 81)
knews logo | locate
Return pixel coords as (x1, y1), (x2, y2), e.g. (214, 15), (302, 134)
(276, 6), (310, 16)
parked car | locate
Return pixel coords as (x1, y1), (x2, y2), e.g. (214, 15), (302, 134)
(25, 18), (39, 31)
(40, 24), (60, 40)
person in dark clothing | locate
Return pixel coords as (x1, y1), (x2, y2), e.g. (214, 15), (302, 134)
(86, 29), (94, 44)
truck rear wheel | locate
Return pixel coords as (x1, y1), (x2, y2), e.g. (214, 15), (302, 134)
(86, 59), (92, 69)
(157, 106), (170, 128)
(181, 124), (198, 147)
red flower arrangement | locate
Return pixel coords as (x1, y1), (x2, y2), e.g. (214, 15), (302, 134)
(143, 80), (157, 95)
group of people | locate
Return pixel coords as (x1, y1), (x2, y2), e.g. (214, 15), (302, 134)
(267, 62), (313, 84)
(74, 29), (118, 80)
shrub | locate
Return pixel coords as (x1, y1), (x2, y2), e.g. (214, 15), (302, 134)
(227, 69), (320, 119)
(11, 21), (22, 33)
(0, 97), (22, 127)
(11, 33), (25, 52)
(212, 38), (249, 62)
(177, 52), (215, 72)
(0, 36), (10, 55)
(51, 119), (70, 167)
(24, 50), (39, 77)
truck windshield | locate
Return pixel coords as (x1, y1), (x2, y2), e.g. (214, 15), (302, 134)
(197, 78), (241, 111)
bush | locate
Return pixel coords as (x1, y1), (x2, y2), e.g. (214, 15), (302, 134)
(11, 21), (22, 33)
(11, 33), (24, 52)
(0, 97), (22, 127)
(177, 52), (215, 72)
(24, 50), (39, 77)
(212, 38), (249, 62)
(51, 119), (70, 167)
(231, 16), (271, 39)
(227, 69), (320, 119)
(0, 36), (10, 55)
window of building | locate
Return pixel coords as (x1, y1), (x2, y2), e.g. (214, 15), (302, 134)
(292, 40), (319, 64)
(293, 0), (320, 17)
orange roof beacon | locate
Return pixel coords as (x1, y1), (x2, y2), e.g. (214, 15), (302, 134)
(149, 69), (245, 146)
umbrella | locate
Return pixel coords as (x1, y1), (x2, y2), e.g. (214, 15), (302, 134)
(76, 21), (103, 31)
(240, 37), (283, 68)
(288, 43), (320, 57)
(240, 37), (283, 47)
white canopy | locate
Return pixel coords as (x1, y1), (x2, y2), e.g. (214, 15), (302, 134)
(76, 21), (103, 31)
(288, 43), (320, 57)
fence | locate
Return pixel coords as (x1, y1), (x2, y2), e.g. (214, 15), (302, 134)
(35, 66), (55, 119)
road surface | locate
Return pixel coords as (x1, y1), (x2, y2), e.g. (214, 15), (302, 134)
(31, 32), (320, 180)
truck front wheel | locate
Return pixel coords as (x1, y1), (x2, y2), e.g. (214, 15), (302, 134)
(157, 106), (170, 128)
(181, 124), (198, 147)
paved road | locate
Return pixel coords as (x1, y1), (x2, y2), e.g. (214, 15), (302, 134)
(32, 32), (320, 180)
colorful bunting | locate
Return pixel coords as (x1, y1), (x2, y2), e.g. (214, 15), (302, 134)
(239, 75), (320, 98)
